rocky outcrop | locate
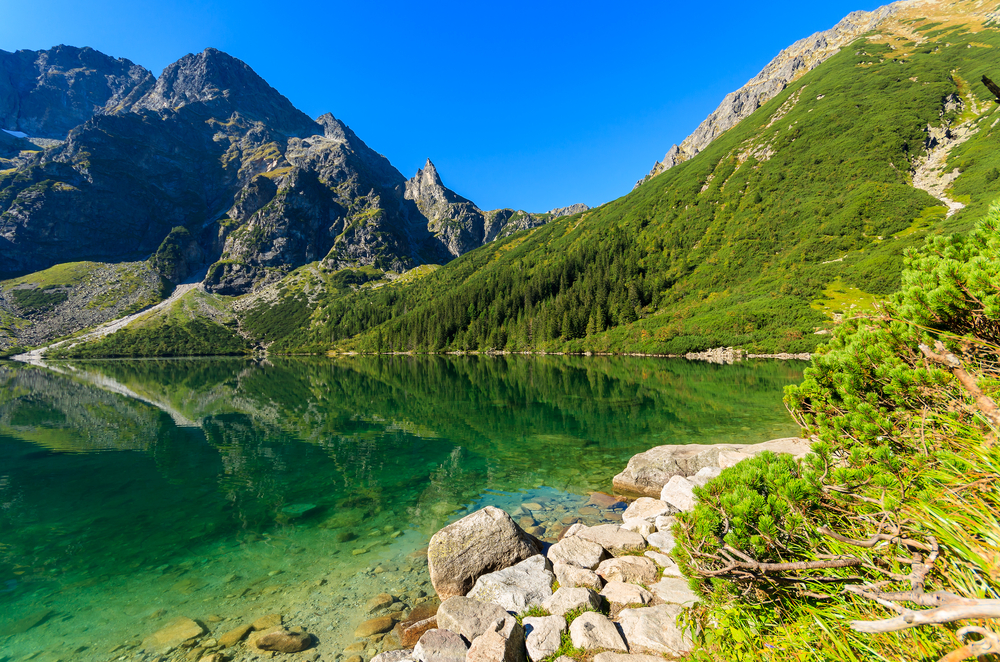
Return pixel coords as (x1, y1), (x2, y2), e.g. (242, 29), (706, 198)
(547, 204), (589, 218)
(0, 45), (153, 139)
(636, 5), (900, 186)
(612, 437), (811, 498)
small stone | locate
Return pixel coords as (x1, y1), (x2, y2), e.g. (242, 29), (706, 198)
(356, 615), (396, 637)
(546, 537), (609, 570)
(648, 578), (700, 606)
(372, 650), (416, 662)
(586, 492), (621, 509)
(690, 466), (722, 487)
(394, 617), (437, 647)
(522, 616), (566, 662)
(621, 498), (671, 524)
(346, 643), (367, 652)
(518, 516), (536, 528)
(599, 581), (653, 606)
(541, 587), (601, 618)
(659, 476), (696, 513)
(617, 604), (693, 654)
(252, 614), (283, 631)
(653, 515), (675, 533)
(142, 617), (206, 652)
(347, 656), (364, 662)
(620, 520), (655, 538)
(412, 629), (468, 662)
(568, 612), (627, 652)
(646, 531), (675, 553)
(219, 625), (253, 648)
(596, 556), (658, 585)
(366, 593), (396, 613)
(255, 629), (312, 653)
(522, 503), (542, 511)
(552, 563), (603, 591)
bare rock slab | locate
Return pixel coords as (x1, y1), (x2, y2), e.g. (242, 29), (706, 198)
(571, 524), (646, 556)
(612, 438), (809, 497)
(617, 604), (693, 655)
(522, 616), (566, 662)
(143, 616), (205, 652)
(428, 506), (540, 601)
(435, 597), (511, 644)
(466, 617), (526, 662)
(413, 628), (469, 662)
(568, 612), (627, 652)
(468, 554), (554, 613)
(546, 536), (609, 570)
(599, 581), (653, 606)
(649, 578), (699, 606)
(621, 498), (671, 523)
(553, 563), (603, 591)
(541, 587), (601, 618)
(595, 557), (657, 585)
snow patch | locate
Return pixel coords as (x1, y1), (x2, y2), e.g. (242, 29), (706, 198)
(2, 129), (28, 138)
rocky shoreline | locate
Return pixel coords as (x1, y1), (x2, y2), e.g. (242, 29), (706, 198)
(113, 437), (810, 662)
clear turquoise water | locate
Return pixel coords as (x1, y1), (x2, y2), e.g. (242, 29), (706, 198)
(0, 355), (804, 661)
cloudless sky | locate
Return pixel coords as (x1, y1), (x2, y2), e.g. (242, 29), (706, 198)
(0, 0), (884, 211)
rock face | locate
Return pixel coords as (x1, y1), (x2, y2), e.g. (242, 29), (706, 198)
(612, 438), (810, 497)
(0, 45), (153, 138)
(468, 554), (555, 612)
(428, 506), (540, 601)
(636, 5), (900, 186)
(0, 46), (554, 291)
(547, 204), (589, 218)
(405, 159), (549, 259)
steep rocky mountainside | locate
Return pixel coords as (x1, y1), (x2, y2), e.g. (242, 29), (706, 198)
(636, 0), (1000, 185)
(0, 47), (576, 303)
(0, 45), (153, 139)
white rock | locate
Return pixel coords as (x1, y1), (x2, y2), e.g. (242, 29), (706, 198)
(617, 604), (693, 655)
(599, 581), (653, 606)
(546, 536), (609, 570)
(718, 450), (754, 468)
(468, 555), (554, 613)
(648, 577), (699, 606)
(653, 515), (676, 533)
(573, 524), (646, 556)
(621, 520), (655, 539)
(643, 551), (682, 577)
(595, 556), (657, 585)
(413, 629), (469, 662)
(553, 563), (603, 591)
(436, 597), (512, 643)
(522, 616), (566, 662)
(563, 523), (586, 539)
(541, 587), (602, 618)
(690, 466), (722, 487)
(660, 475), (696, 512)
(466, 617), (526, 662)
(645, 530), (675, 553)
(621, 498), (671, 523)
(568, 612), (628, 652)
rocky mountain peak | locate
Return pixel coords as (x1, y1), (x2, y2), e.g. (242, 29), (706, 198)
(0, 45), (154, 138)
(548, 203), (589, 218)
(405, 158), (471, 209)
(131, 48), (319, 137)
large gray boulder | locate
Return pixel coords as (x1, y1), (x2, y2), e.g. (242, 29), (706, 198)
(435, 597), (512, 644)
(541, 587), (602, 618)
(553, 563), (604, 591)
(546, 536), (609, 570)
(617, 604), (693, 655)
(568, 612), (627, 652)
(466, 617), (526, 662)
(468, 555), (554, 613)
(612, 438), (810, 497)
(522, 616), (566, 662)
(595, 557), (658, 585)
(413, 629), (469, 662)
(428, 506), (540, 600)
(571, 525), (646, 556)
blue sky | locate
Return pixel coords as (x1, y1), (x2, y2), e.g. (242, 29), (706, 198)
(0, 0), (883, 211)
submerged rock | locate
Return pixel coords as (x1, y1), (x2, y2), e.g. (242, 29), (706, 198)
(142, 616), (205, 652)
(254, 629), (313, 652)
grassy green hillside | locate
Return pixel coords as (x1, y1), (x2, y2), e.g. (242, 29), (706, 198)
(237, 22), (1000, 356)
